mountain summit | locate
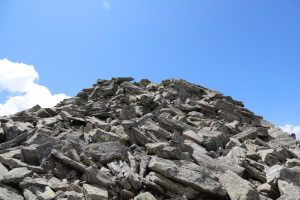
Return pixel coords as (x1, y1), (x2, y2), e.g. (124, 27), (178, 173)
(0, 78), (299, 200)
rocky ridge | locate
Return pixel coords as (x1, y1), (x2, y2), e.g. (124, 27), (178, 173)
(0, 77), (299, 200)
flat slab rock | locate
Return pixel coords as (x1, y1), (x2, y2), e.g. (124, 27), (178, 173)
(148, 156), (226, 197)
(83, 184), (108, 200)
(219, 170), (260, 200)
(0, 183), (24, 200)
(134, 192), (156, 200)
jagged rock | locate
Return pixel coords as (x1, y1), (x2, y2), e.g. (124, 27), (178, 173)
(277, 180), (300, 199)
(148, 156), (226, 197)
(0, 163), (8, 177)
(85, 166), (115, 187)
(219, 170), (260, 200)
(183, 129), (224, 151)
(146, 172), (198, 199)
(83, 184), (108, 200)
(134, 192), (156, 200)
(286, 158), (300, 168)
(47, 177), (70, 191)
(266, 165), (300, 188)
(233, 127), (258, 143)
(19, 177), (48, 189)
(192, 151), (244, 178)
(257, 183), (280, 199)
(90, 128), (123, 143)
(0, 183), (24, 200)
(0, 77), (298, 199)
(51, 149), (87, 173)
(0, 167), (32, 184)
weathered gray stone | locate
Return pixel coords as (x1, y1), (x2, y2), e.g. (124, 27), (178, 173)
(146, 172), (198, 199)
(21, 145), (41, 166)
(233, 127), (258, 143)
(47, 177), (70, 191)
(36, 108), (51, 118)
(0, 163), (8, 177)
(0, 167), (32, 184)
(84, 141), (128, 162)
(51, 149), (87, 173)
(19, 177), (48, 189)
(0, 183), (24, 200)
(121, 105), (137, 120)
(183, 129), (224, 151)
(257, 183), (280, 199)
(219, 170), (259, 200)
(85, 166), (115, 187)
(83, 184), (108, 200)
(134, 192), (156, 200)
(285, 158), (300, 168)
(277, 180), (300, 199)
(266, 165), (300, 188)
(192, 151), (244, 178)
(148, 157), (226, 197)
(90, 128), (123, 143)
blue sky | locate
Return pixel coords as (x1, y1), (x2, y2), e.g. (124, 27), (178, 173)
(0, 1), (299, 135)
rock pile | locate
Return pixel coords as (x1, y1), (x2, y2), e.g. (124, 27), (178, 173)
(0, 77), (299, 200)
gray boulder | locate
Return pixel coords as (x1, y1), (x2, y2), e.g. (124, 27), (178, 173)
(219, 170), (260, 200)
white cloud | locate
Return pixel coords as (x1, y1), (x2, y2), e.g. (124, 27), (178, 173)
(102, 0), (111, 11)
(279, 124), (300, 139)
(0, 59), (69, 116)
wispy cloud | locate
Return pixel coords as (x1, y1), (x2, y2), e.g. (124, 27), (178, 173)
(279, 124), (300, 139)
(0, 59), (69, 116)
(102, 0), (111, 11)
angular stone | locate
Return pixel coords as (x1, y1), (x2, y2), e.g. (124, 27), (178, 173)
(83, 184), (108, 200)
(19, 177), (48, 189)
(23, 188), (37, 200)
(146, 143), (191, 161)
(90, 128), (123, 143)
(233, 127), (258, 143)
(134, 192), (156, 200)
(21, 145), (41, 166)
(84, 102), (111, 117)
(47, 177), (70, 191)
(141, 178), (165, 195)
(36, 108), (51, 118)
(277, 180), (300, 199)
(51, 149), (87, 173)
(141, 121), (172, 140)
(120, 161), (141, 190)
(0, 167), (32, 184)
(2, 121), (32, 142)
(219, 170), (260, 200)
(0, 183), (24, 200)
(85, 166), (115, 187)
(192, 151), (244, 178)
(148, 157), (226, 197)
(130, 128), (155, 146)
(183, 129), (225, 151)
(146, 172), (198, 199)
(266, 165), (300, 188)
(286, 158), (300, 168)
(157, 113), (197, 133)
(184, 139), (207, 155)
(84, 141), (128, 161)
(257, 183), (280, 199)
(121, 105), (137, 120)
(0, 163), (8, 177)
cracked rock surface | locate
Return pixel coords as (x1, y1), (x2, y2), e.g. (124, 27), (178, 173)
(0, 77), (299, 200)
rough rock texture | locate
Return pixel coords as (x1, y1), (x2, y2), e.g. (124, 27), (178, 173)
(0, 77), (299, 200)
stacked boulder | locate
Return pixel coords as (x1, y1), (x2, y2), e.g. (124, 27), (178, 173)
(0, 77), (299, 200)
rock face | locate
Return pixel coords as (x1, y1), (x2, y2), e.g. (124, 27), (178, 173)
(0, 77), (299, 200)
